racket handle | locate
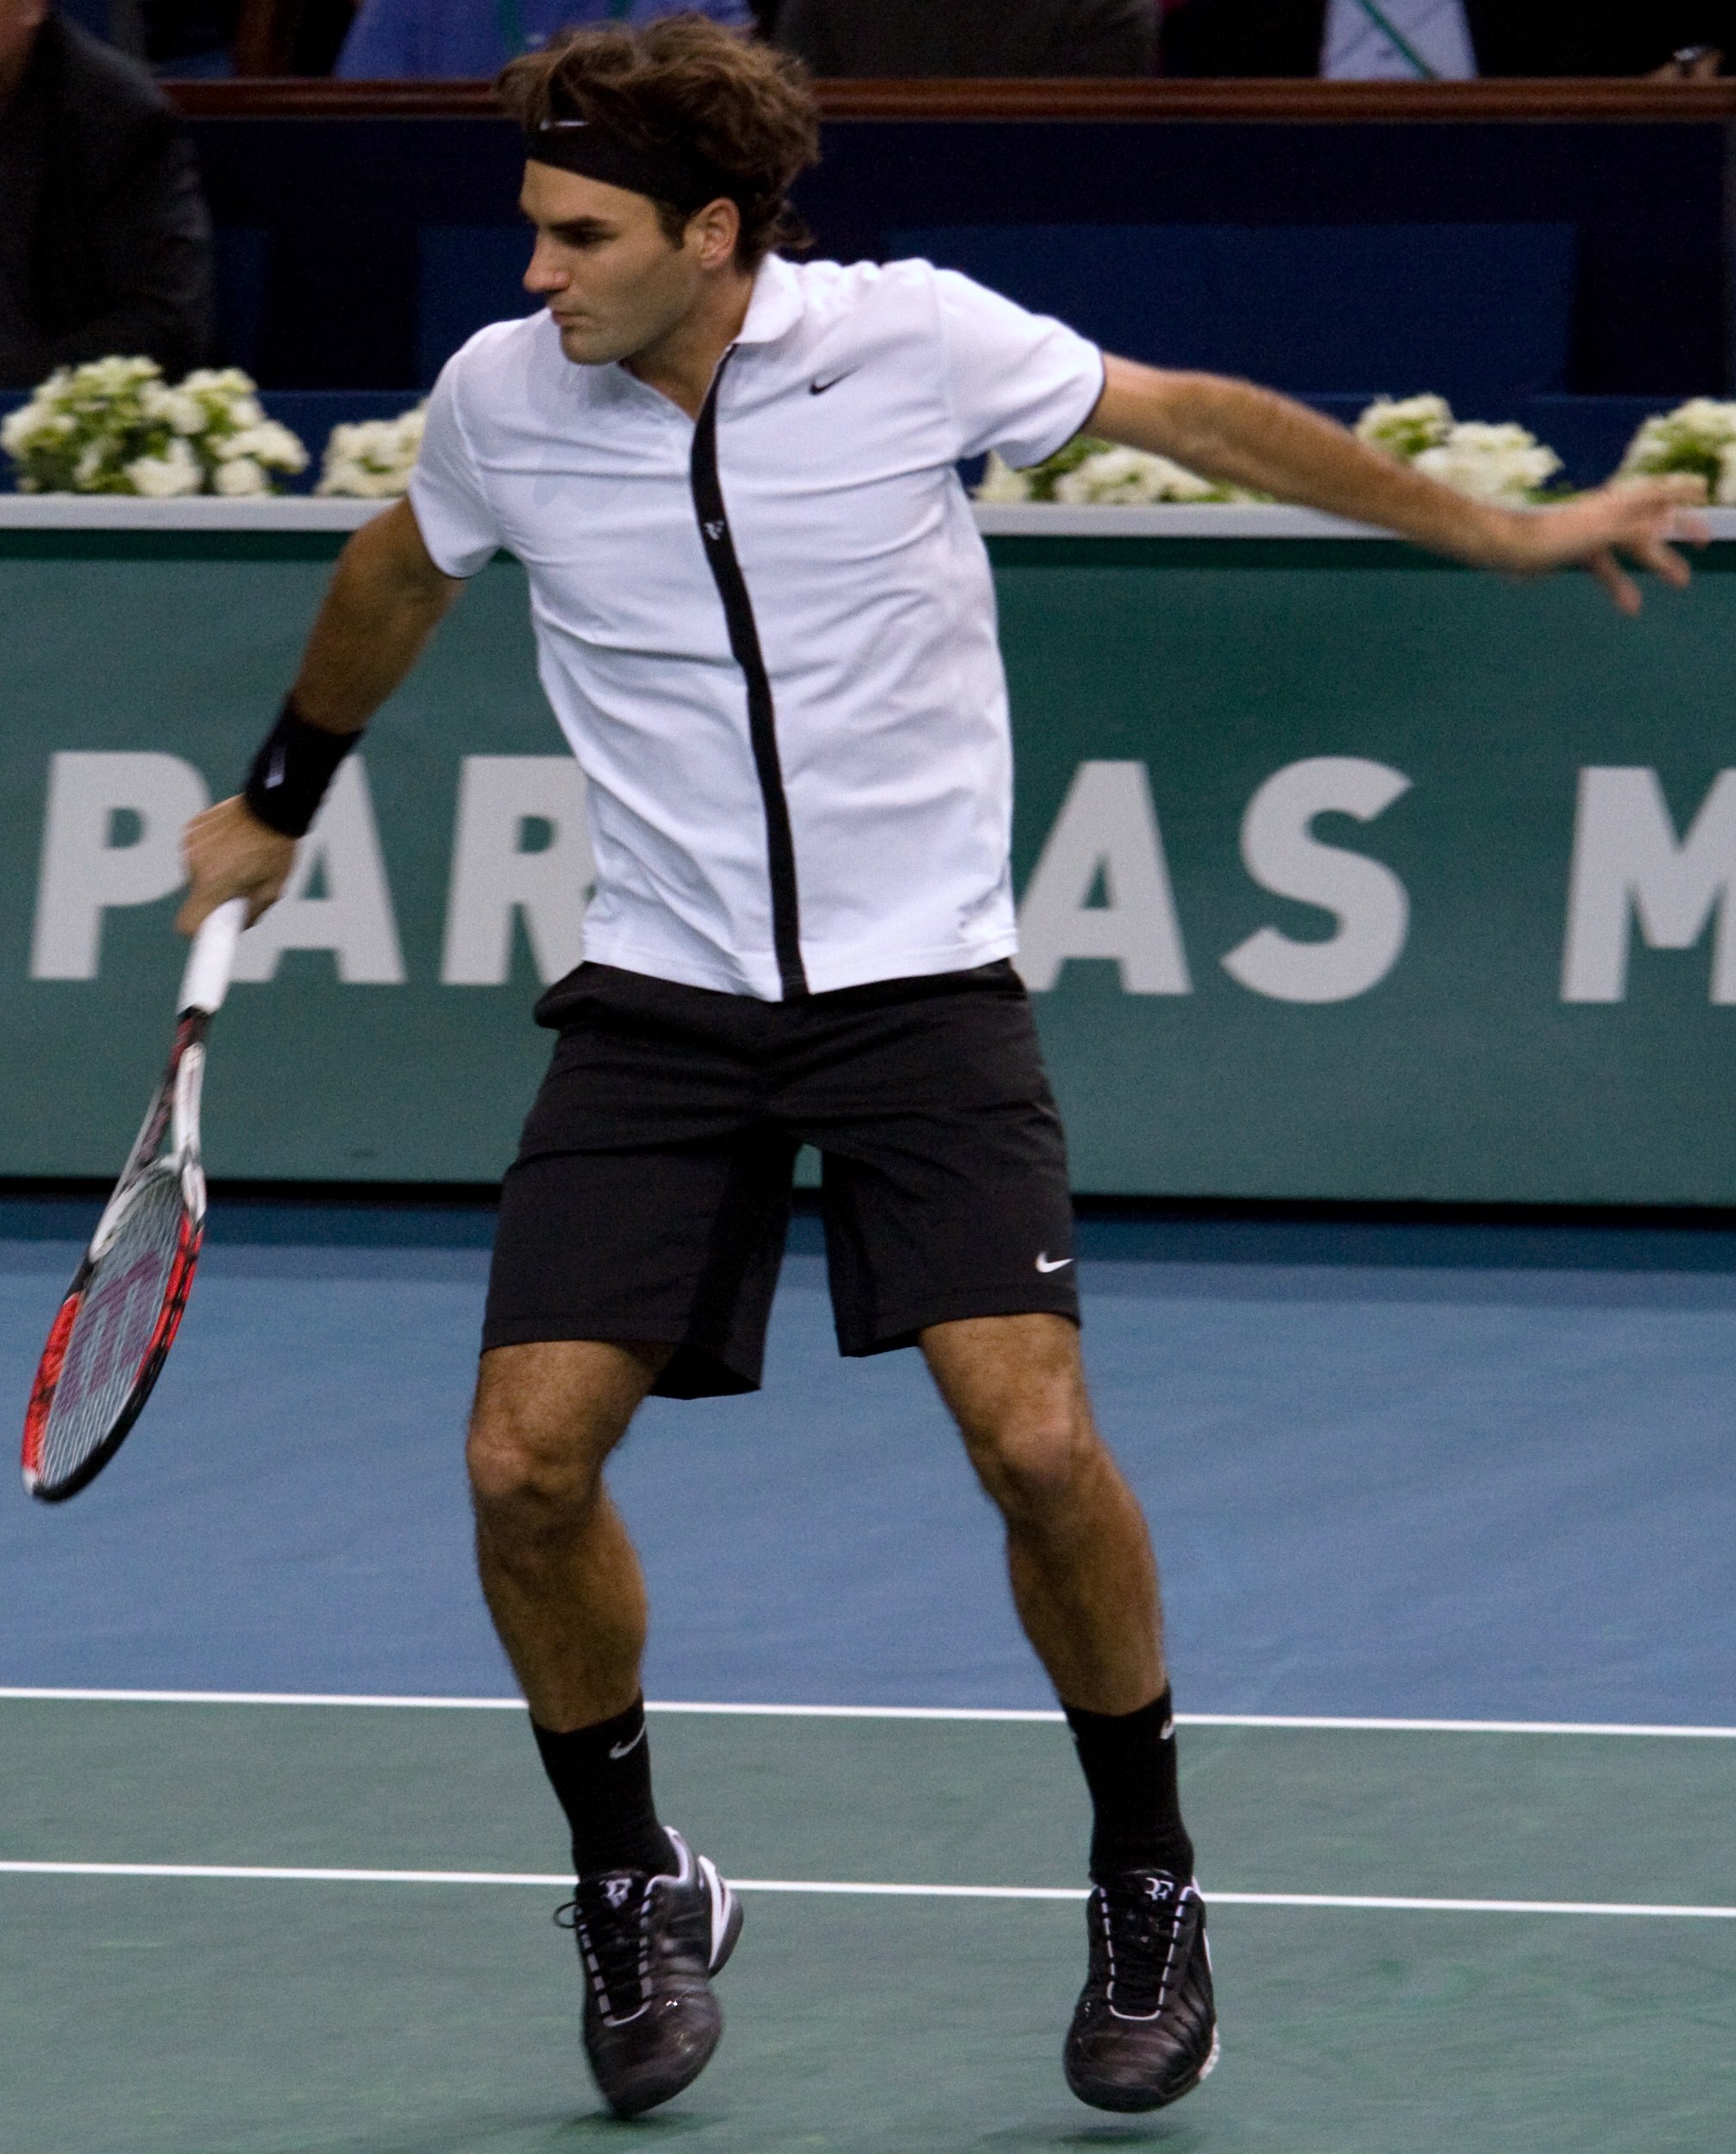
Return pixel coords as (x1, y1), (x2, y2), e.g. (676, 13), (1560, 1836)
(178, 898), (248, 1016)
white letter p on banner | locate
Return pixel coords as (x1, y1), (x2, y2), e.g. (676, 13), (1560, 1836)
(30, 750), (210, 980)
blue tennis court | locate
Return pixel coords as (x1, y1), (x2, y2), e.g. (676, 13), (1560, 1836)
(3, 1200), (1734, 2149)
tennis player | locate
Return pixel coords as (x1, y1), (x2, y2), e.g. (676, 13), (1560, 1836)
(179, 16), (1701, 2122)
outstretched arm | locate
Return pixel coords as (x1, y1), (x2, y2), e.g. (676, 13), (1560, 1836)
(1088, 355), (1705, 616)
(178, 499), (463, 934)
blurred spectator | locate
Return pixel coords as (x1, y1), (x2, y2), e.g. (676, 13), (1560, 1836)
(338, 0), (751, 78)
(0, 0), (212, 388)
(140, 0), (238, 72)
(268, 0), (361, 72)
(1161, 2), (1733, 77)
(772, 0), (1156, 77)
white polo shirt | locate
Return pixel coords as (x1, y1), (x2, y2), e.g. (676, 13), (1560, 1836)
(409, 253), (1103, 1000)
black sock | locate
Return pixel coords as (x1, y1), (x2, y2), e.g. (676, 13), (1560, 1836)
(531, 1697), (677, 1881)
(1064, 1686), (1194, 1884)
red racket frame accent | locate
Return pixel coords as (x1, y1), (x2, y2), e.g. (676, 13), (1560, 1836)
(22, 1207), (204, 1503)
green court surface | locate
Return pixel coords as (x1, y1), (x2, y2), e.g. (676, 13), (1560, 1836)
(4, 1698), (1733, 2151)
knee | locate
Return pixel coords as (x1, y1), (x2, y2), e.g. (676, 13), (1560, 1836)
(467, 1341), (652, 1535)
(965, 1401), (1100, 1524)
(465, 1401), (608, 1537)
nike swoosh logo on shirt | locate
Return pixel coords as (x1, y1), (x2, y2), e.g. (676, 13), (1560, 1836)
(809, 373), (853, 395)
(1035, 1253), (1074, 1274)
(608, 1725), (647, 1761)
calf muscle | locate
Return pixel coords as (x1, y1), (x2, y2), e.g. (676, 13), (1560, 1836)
(467, 1338), (668, 1732)
(922, 1313), (1165, 1715)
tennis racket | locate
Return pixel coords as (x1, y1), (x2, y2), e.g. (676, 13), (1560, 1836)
(22, 898), (248, 1504)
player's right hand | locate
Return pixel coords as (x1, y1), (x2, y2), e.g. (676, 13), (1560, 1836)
(178, 795), (298, 936)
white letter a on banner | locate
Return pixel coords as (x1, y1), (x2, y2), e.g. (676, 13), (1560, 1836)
(1015, 760), (1191, 994)
(230, 758), (406, 985)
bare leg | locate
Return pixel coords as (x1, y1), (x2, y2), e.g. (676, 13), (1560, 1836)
(920, 1312), (1163, 1713)
(473, 1341), (744, 2117)
(924, 1317), (1211, 2110)
(466, 1338), (669, 1732)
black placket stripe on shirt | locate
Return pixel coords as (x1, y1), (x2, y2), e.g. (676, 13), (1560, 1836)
(689, 350), (809, 1000)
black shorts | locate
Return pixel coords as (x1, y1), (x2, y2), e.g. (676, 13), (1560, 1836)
(483, 959), (1080, 1399)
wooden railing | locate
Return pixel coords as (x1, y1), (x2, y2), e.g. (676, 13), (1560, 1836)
(167, 77), (1736, 122)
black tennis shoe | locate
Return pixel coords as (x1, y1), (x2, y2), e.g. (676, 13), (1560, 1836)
(558, 1828), (743, 2120)
(1063, 1869), (1219, 2112)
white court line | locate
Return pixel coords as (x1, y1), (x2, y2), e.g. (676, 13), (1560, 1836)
(1176, 1713), (1736, 1739)
(2, 1861), (1734, 1919)
(0, 1688), (530, 1710)
(0, 1862), (574, 1887)
(3, 1688), (1735, 1739)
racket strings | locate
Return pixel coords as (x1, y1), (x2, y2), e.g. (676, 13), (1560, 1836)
(34, 1168), (192, 1491)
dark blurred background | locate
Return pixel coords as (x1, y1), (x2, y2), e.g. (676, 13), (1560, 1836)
(8, 0), (1736, 488)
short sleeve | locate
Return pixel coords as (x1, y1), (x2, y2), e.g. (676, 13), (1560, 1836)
(932, 267), (1106, 470)
(407, 354), (502, 579)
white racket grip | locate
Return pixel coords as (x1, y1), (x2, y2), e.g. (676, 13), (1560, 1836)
(178, 898), (248, 1016)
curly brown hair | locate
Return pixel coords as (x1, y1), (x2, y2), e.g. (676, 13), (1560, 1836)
(498, 16), (820, 269)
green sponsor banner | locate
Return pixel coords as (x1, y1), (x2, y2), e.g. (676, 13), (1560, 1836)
(3, 524), (1735, 1201)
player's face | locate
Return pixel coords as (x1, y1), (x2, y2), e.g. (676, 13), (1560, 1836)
(520, 163), (709, 366)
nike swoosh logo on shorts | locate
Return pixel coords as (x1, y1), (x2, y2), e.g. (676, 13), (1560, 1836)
(608, 1725), (647, 1761)
(1035, 1253), (1074, 1274)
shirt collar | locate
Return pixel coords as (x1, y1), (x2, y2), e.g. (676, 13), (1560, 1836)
(732, 253), (805, 348)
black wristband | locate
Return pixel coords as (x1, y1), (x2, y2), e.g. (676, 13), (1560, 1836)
(242, 696), (359, 838)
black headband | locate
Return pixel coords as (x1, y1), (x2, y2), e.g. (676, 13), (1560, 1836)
(527, 117), (737, 215)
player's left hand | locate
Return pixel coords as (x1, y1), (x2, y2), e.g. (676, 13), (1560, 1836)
(1485, 475), (1708, 616)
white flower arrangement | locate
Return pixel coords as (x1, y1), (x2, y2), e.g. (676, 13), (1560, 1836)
(0, 357), (307, 496)
(978, 396), (1565, 510)
(975, 436), (1262, 506)
(316, 403), (429, 498)
(1615, 398), (1736, 504)
(1352, 392), (1454, 461)
(1356, 396), (1563, 503)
